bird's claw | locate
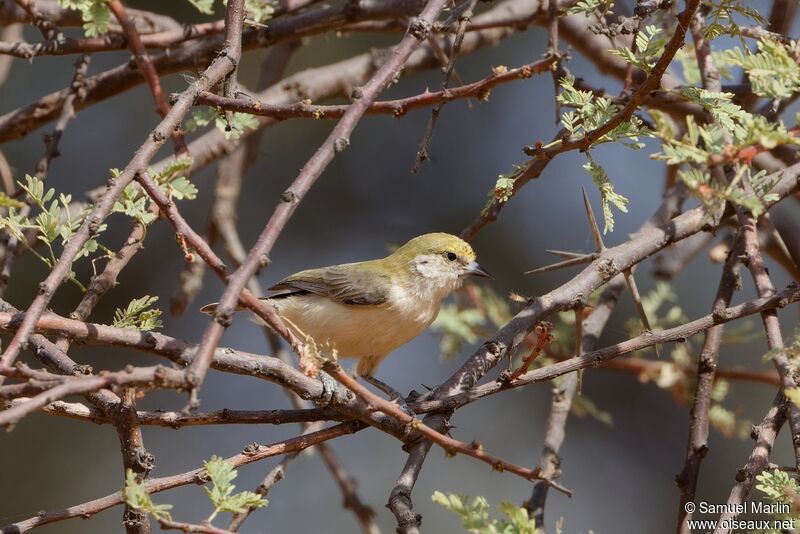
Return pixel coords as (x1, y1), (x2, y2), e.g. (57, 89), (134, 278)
(315, 371), (336, 407)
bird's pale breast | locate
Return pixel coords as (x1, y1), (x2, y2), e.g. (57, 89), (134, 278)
(271, 287), (440, 358)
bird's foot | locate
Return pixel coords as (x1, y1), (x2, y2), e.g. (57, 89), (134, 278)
(314, 371), (337, 407)
(363, 375), (415, 418)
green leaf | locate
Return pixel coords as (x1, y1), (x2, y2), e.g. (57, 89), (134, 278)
(786, 388), (800, 409)
(571, 395), (613, 426)
(113, 185), (157, 226)
(167, 176), (198, 201)
(113, 295), (163, 331)
(123, 469), (173, 521)
(186, 108), (258, 140)
(83, 0), (111, 36)
(217, 112), (259, 140)
(703, 0), (767, 40)
(583, 161), (628, 234)
(59, 0), (112, 36)
(431, 287), (512, 359)
(556, 76), (650, 148)
(756, 469), (800, 503)
(185, 108), (217, 132)
(19, 174), (54, 207)
(681, 88), (749, 136)
(203, 456), (267, 522)
(481, 164), (524, 215)
(610, 25), (666, 73)
(155, 158), (194, 183)
(726, 38), (800, 100)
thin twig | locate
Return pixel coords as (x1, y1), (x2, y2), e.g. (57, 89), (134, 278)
(2, 399), (340, 426)
(412, 0), (479, 173)
(192, 56), (556, 121)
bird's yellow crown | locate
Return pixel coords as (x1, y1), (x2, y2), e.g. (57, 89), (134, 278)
(391, 232), (476, 263)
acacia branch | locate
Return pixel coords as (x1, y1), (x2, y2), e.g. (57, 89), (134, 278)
(0, 0), (181, 32)
(2, 398), (340, 426)
(0, 0), (451, 142)
(422, 164), (800, 412)
(193, 56), (555, 121)
(0, 364), (187, 429)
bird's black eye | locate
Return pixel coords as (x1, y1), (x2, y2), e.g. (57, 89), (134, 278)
(445, 252), (457, 262)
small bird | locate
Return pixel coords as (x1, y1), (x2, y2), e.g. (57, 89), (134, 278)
(201, 233), (490, 378)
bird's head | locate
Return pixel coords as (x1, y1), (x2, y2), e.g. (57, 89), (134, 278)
(389, 233), (490, 295)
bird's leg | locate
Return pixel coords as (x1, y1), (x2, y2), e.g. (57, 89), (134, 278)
(314, 370), (337, 407)
(363, 375), (415, 417)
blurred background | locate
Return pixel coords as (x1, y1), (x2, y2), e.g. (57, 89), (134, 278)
(1, 1), (798, 532)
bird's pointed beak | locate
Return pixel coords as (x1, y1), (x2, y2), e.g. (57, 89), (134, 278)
(467, 261), (492, 279)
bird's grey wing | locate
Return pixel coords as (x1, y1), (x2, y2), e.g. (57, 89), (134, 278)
(268, 263), (391, 305)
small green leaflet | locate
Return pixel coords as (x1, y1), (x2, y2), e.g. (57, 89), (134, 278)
(113, 295), (163, 331)
(203, 456), (267, 522)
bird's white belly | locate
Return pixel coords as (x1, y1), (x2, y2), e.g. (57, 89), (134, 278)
(272, 293), (438, 358)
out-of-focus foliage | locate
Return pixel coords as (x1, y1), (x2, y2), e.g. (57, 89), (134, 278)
(726, 38), (800, 100)
(754, 469), (800, 533)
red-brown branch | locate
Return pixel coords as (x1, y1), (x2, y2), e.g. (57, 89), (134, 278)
(192, 56), (556, 120)
(108, 0), (187, 155)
